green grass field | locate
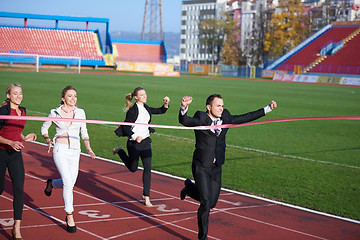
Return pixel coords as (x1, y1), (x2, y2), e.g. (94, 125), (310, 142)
(1, 70), (359, 220)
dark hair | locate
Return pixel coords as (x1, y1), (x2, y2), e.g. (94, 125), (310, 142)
(2, 83), (22, 106)
(60, 86), (77, 106)
(124, 87), (145, 111)
(206, 94), (222, 106)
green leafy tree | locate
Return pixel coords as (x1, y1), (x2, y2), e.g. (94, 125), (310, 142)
(264, 0), (309, 60)
(199, 13), (236, 65)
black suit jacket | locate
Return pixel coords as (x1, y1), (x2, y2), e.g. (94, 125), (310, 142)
(115, 104), (168, 137)
(179, 107), (265, 168)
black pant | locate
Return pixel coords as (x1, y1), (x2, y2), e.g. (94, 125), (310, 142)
(186, 161), (222, 240)
(117, 137), (152, 196)
(0, 149), (25, 220)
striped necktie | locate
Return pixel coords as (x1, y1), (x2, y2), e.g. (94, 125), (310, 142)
(213, 120), (221, 137)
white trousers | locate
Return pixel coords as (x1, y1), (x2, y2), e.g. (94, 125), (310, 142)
(52, 143), (80, 213)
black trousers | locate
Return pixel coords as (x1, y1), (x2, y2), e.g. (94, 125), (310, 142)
(185, 161), (222, 240)
(117, 137), (152, 196)
(0, 149), (25, 220)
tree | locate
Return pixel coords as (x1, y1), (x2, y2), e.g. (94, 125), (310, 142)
(221, 30), (243, 66)
(264, 0), (310, 60)
(248, 2), (266, 66)
(199, 13), (236, 65)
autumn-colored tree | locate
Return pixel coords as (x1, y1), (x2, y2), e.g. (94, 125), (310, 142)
(264, 0), (309, 60)
(221, 32), (243, 66)
(199, 13), (236, 65)
(220, 20), (243, 66)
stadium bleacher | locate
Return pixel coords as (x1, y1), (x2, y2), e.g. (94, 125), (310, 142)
(0, 26), (103, 60)
(276, 25), (359, 74)
(113, 40), (166, 63)
(309, 29), (360, 74)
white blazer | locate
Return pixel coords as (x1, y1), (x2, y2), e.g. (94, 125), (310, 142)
(41, 105), (89, 150)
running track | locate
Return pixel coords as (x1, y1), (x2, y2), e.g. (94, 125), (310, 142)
(0, 142), (359, 240)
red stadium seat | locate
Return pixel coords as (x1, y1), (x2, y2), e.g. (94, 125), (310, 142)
(276, 26), (359, 74)
(0, 27), (103, 60)
(113, 42), (165, 63)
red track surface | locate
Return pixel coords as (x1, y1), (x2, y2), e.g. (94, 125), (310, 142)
(1, 142), (359, 240)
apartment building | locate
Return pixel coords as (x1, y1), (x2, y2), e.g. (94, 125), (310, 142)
(180, 0), (228, 70)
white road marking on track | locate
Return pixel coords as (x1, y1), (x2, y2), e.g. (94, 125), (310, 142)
(25, 142), (360, 226)
(218, 199), (241, 206)
(211, 207), (329, 240)
(26, 163), (331, 240)
(0, 194), (106, 239)
(22, 141), (360, 240)
(22, 171), (220, 240)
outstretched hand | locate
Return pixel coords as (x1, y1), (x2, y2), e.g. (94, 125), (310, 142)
(269, 101), (277, 110)
(181, 96), (193, 109)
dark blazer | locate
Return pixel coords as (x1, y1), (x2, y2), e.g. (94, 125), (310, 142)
(115, 104), (168, 137)
(0, 103), (26, 131)
(179, 108), (265, 168)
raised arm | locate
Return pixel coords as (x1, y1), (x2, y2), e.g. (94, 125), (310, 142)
(149, 96), (170, 114)
(179, 96), (202, 127)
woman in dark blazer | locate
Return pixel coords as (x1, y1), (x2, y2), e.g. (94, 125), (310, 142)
(113, 87), (169, 206)
(0, 84), (37, 240)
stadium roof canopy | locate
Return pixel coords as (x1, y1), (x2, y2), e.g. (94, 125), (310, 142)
(0, 12), (109, 24)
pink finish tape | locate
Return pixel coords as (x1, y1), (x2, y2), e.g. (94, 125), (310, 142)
(0, 115), (359, 130)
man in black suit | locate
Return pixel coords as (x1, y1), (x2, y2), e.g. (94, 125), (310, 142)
(179, 94), (277, 240)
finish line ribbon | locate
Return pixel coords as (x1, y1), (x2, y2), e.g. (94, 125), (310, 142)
(0, 115), (359, 130)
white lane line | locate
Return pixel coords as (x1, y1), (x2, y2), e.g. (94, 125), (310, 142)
(0, 194), (106, 239)
(24, 141), (360, 239)
(211, 207), (329, 240)
(23, 171), (218, 240)
(26, 142), (360, 225)
(74, 148), (360, 225)
(67, 166), (337, 239)
(106, 215), (202, 240)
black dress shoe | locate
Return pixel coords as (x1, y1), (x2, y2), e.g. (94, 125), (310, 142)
(184, 178), (192, 187)
(180, 187), (187, 200)
(66, 214), (76, 233)
(180, 178), (192, 200)
(44, 179), (52, 197)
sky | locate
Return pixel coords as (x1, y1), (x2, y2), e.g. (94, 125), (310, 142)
(0, 0), (183, 33)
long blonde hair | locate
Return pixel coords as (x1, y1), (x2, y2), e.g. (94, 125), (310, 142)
(124, 87), (144, 111)
(2, 83), (22, 106)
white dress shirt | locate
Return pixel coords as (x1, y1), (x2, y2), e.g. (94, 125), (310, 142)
(130, 103), (151, 141)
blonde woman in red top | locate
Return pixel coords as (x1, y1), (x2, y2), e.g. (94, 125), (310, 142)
(0, 84), (37, 240)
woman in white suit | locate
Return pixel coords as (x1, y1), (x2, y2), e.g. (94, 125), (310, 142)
(41, 86), (95, 233)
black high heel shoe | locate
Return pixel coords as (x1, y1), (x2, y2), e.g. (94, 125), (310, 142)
(44, 179), (52, 197)
(65, 213), (77, 233)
